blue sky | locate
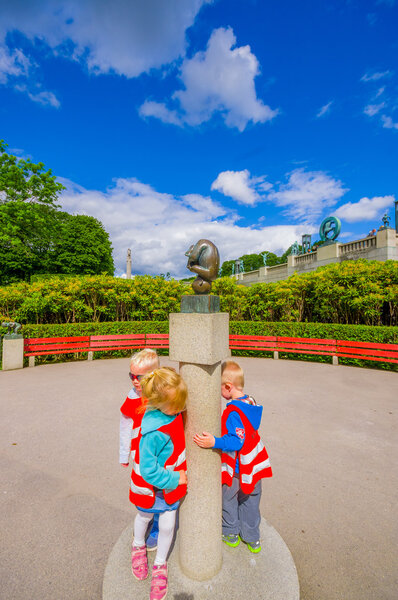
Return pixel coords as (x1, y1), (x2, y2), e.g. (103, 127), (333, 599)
(0, 0), (397, 277)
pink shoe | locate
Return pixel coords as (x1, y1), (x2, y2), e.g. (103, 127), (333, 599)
(150, 563), (168, 600)
(131, 544), (148, 580)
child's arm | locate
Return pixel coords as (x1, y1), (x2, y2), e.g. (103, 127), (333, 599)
(140, 432), (181, 491)
(119, 414), (133, 465)
(194, 412), (245, 451)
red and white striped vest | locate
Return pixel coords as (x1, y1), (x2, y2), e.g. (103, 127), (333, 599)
(221, 404), (272, 494)
(129, 412), (187, 509)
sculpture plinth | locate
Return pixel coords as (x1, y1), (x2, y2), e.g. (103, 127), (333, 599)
(181, 294), (220, 314)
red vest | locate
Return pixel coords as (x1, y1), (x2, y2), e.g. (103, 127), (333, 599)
(221, 404), (272, 494)
(120, 395), (148, 459)
(129, 412), (187, 508)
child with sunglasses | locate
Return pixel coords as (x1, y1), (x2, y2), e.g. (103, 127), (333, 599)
(120, 349), (160, 552)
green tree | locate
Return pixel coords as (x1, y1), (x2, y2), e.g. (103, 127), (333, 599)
(219, 259), (235, 277)
(50, 213), (114, 276)
(0, 140), (65, 205)
(0, 141), (114, 283)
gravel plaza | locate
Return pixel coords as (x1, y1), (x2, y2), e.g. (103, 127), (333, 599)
(0, 355), (397, 600)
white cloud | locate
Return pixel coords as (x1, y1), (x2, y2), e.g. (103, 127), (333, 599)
(316, 101), (333, 118)
(0, 46), (30, 83)
(361, 70), (391, 82)
(0, 43), (60, 107)
(381, 115), (398, 130)
(363, 102), (385, 116)
(0, 0), (211, 78)
(211, 169), (271, 205)
(266, 169), (347, 222)
(140, 27), (278, 131)
(59, 176), (305, 277)
(335, 195), (395, 223)
(27, 89), (60, 108)
(139, 100), (182, 126)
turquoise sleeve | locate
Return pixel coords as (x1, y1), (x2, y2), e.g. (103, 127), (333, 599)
(139, 431), (180, 491)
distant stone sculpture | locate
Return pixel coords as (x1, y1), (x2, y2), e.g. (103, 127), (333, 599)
(291, 241), (300, 255)
(319, 216), (341, 242)
(382, 213), (391, 229)
(185, 239), (220, 294)
(1, 321), (22, 338)
(126, 248), (132, 279)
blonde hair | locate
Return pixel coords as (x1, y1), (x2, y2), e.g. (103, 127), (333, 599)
(141, 367), (187, 414)
(130, 348), (159, 371)
(221, 360), (244, 389)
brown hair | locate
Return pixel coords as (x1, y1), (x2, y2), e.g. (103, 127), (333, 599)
(141, 367), (187, 414)
(221, 360), (244, 389)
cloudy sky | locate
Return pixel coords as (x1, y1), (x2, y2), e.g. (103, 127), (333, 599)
(1, 0), (397, 277)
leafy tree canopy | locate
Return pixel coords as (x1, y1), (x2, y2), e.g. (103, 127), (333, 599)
(0, 139), (65, 205)
(0, 141), (114, 283)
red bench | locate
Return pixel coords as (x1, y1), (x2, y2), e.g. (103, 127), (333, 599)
(145, 333), (169, 349)
(24, 333), (398, 368)
(336, 340), (398, 364)
(89, 334), (146, 354)
(25, 333), (164, 366)
(24, 336), (90, 367)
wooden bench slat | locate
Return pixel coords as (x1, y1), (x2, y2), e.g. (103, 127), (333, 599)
(25, 343), (89, 351)
(336, 347), (398, 359)
(90, 345), (144, 352)
(25, 348), (89, 356)
(90, 334), (145, 341)
(229, 335), (277, 341)
(278, 336), (337, 345)
(277, 349), (336, 356)
(337, 340), (398, 351)
(89, 340), (144, 348)
(25, 336), (90, 344)
(277, 343), (336, 352)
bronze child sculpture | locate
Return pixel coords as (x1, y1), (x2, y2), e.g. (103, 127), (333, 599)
(185, 239), (220, 294)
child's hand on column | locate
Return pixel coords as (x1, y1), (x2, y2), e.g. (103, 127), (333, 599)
(193, 432), (215, 448)
(179, 470), (188, 485)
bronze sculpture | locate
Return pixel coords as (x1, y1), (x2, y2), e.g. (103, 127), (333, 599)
(185, 239), (220, 294)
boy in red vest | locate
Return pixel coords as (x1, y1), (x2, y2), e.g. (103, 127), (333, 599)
(194, 360), (272, 553)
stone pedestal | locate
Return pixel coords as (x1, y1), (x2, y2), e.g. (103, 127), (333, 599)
(103, 518), (300, 600)
(2, 337), (24, 371)
(169, 311), (229, 581)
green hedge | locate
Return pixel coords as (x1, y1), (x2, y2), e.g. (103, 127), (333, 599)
(1, 260), (398, 326)
(2, 320), (395, 371)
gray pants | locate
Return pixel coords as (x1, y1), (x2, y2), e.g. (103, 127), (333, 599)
(222, 476), (262, 544)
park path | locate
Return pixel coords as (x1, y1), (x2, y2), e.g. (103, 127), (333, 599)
(0, 356), (397, 600)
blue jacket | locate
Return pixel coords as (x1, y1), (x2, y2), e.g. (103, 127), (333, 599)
(139, 409), (180, 491)
(213, 396), (263, 472)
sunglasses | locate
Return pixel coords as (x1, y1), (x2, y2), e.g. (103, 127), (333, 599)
(129, 373), (144, 382)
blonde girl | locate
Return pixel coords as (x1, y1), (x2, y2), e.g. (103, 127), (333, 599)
(130, 367), (188, 600)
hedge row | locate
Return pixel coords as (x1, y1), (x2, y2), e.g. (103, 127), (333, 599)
(1, 260), (397, 326)
(3, 320), (396, 371)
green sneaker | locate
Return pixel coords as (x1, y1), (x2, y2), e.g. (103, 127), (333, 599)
(247, 540), (261, 553)
(222, 534), (240, 548)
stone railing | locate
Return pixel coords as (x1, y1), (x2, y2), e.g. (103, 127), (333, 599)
(294, 251), (317, 265)
(266, 263), (288, 272)
(339, 236), (377, 256)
